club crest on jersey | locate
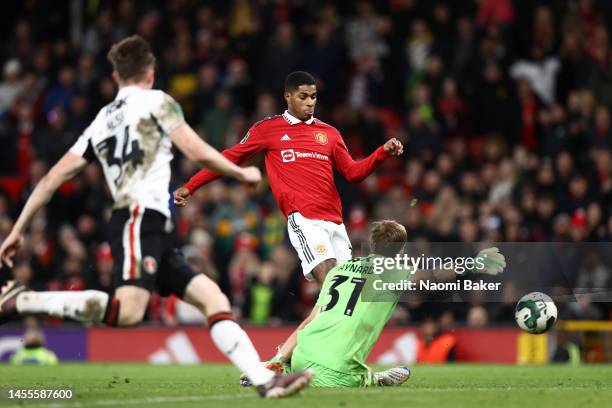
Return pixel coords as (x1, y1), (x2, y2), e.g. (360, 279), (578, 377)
(314, 132), (328, 145)
(143, 256), (158, 274)
(314, 243), (327, 255)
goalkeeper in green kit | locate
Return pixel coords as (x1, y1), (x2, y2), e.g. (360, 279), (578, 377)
(243, 220), (506, 387)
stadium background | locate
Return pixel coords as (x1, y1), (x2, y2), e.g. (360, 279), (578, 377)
(0, 0), (611, 364)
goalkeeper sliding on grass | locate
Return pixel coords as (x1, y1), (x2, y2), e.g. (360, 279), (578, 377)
(242, 219), (506, 388)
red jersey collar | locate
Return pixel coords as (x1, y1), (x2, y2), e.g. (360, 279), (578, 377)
(283, 110), (315, 125)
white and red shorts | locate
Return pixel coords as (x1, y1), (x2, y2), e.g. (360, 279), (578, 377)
(109, 204), (197, 296)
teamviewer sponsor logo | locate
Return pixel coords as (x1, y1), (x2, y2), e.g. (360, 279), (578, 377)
(281, 149), (329, 162)
(281, 149), (295, 162)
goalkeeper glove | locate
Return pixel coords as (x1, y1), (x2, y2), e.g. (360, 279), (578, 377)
(472, 247), (506, 275)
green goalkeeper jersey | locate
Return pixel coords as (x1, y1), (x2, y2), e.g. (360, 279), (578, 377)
(294, 255), (407, 373)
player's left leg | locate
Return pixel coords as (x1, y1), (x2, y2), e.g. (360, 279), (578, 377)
(182, 274), (277, 386)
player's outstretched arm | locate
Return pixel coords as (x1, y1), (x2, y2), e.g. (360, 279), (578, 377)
(0, 152), (87, 267)
(276, 307), (319, 363)
(333, 137), (403, 183)
(408, 247), (506, 286)
(173, 165), (261, 207)
(173, 124), (266, 206)
(171, 124), (260, 184)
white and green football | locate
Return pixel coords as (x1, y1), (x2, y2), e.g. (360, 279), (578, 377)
(514, 292), (558, 334)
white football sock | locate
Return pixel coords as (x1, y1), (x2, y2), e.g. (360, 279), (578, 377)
(16, 290), (109, 323)
(210, 320), (274, 386)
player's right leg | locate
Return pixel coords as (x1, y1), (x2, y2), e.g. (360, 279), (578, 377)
(0, 280), (109, 322)
(0, 281), (146, 326)
(1, 206), (155, 327)
(271, 212), (340, 363)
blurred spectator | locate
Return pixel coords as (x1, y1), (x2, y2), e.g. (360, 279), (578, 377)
(510, 46), (560, 106)
(90, 243), (113, 293)
(563, 294), (603, 320)
(0, 59), (23, 113)
(10, 327), (58, 365)
(405, 19), (432, 75)
(417, 316), (457, 363)
(200, 92), (235, 150)
(345, 1), (389, 64)
(466, 305), (489, 328)
(476, 0), (515, 28)
(243, 261), (278, 325)
(303, 23), (343, 103)
(211, 184), (261, 256)
(551, 330), (581, 364)
(576, 251), (611, 290)
(42, 66), (76, 115)
(185, 228), (219, 281)
(258, 22), (301, 98)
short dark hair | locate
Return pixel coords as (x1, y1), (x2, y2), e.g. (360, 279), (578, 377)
(107, 35), (156, 82)
(284, 71), (316, 92)
(369, 220), (407, 257)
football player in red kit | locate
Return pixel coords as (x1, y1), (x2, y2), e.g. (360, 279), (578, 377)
(174, 71), (403, 369)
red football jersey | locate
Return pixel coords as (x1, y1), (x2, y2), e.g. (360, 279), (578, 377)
(184, 111), (389, 223)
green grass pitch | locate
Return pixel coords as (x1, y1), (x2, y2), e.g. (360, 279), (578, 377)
(1, 364), (611, 407)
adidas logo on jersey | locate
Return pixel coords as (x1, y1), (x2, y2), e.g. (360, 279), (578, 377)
(280, 134), (292, 141)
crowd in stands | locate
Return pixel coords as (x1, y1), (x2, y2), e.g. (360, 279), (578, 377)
(1, 0), (611, 326)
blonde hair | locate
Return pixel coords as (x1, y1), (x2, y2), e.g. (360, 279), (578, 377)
(369, 220), (407, 256)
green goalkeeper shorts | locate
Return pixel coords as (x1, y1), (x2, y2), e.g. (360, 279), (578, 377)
(289, 352), (376, 387)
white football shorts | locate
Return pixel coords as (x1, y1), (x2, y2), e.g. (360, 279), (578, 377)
(286, 212), (353, 280)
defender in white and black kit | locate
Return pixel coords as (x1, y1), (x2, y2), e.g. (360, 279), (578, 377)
(0, 35), (312, 398)
(71, 86), (198, 298)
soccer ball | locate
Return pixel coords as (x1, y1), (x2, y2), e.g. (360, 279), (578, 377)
(514, 292), (557, 334)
